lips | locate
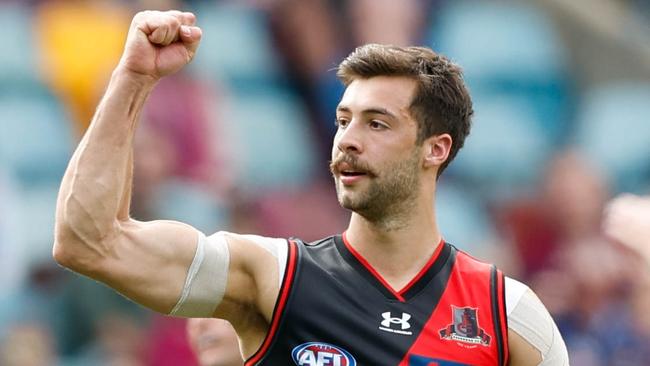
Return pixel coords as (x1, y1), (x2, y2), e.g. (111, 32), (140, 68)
(330, 155), (375, 185)
(336, 161), (367, 176)
(341, 170), (366, 177)
(334, 161), (371, 185)
(339, 173), (366, 185)
(339, 163), (366, 177)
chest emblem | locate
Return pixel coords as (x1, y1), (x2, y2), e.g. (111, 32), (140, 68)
(439, 306), (491, 346)
(379, 311), (413, 335)
(291, 342), (357, 366)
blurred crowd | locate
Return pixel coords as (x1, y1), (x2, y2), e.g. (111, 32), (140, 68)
(0, 0), (649, 365)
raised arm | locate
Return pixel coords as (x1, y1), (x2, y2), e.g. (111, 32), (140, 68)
(54, 10), (207, 313)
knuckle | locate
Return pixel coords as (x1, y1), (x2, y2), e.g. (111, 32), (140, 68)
(133, 10), (157, 26)
(161, 14), (180, 27)
(132, 11), (146, 22)
(140, 10), (155, 18)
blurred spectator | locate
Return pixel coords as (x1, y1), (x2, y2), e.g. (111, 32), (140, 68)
(498, 151), (648, 365)
(542, 152), (609, 245)
(495, 151), (610, 278)
(186, 318), (243, 366)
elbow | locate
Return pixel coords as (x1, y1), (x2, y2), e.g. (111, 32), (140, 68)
(53, 191), (121, 277)
(52, 221), (104, 277)
(52, 238), (75, 271)
(52, 222), (82, 270)
(52, 223), (73, 265)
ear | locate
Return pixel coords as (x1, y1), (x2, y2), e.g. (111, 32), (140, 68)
(422, 133), (452, 170)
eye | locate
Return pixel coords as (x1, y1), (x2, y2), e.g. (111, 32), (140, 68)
(335, 118), (350, 128)
(369, 120), (388, 130)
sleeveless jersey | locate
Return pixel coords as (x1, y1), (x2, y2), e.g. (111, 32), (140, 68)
(246, 234), (509, 366)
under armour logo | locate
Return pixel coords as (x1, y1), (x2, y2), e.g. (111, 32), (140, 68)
(379, 312), (413, 335)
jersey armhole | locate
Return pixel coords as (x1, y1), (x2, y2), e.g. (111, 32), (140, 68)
(245, 239), (299, 366)
(490, 266), (509, 366)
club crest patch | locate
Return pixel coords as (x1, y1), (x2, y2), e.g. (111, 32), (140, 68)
(439, 306), (491, 346)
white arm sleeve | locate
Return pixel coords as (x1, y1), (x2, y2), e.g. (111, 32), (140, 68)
(505, 277), (570, 365)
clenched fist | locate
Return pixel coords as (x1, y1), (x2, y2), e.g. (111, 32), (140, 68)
(118, 10), (202, 79)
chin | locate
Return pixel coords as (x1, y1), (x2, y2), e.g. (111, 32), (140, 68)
(338, 195), (352, 209)
(336, 183), (369, 210)
(338, 194), (368, 213)
(337, 193), (355, 210)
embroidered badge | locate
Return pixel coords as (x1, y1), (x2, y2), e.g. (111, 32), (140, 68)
(439, 306), (491, 346)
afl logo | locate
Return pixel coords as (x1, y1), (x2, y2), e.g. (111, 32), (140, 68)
(291, 342), (357, 366)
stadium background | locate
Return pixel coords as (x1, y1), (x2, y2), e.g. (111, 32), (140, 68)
(0, 0), (649, 364)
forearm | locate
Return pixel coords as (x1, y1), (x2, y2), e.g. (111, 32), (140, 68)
(55, 68), (156, 260)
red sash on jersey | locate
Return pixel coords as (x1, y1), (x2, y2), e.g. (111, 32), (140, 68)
(399, 251), (508, 366)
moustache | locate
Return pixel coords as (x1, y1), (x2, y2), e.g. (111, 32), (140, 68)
(329, 154), (377, 177)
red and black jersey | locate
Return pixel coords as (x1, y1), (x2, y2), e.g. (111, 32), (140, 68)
(246, 234), (508, 366)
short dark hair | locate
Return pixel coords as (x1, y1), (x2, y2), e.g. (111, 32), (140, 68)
(337, 44), (473, 176)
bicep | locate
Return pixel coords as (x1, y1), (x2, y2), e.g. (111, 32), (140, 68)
(95, 221), (284, 323)
(96, 219), (199, 314)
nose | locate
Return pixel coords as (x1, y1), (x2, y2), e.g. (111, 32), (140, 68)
(335, 120), (363, 154)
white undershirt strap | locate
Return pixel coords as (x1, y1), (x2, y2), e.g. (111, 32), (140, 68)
(505, 277), (569, 365)
(236, 234), (288, 288)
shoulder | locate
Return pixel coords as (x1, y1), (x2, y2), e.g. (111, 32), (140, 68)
(504, 276), (529, 315)
(207, 231), (289, 269)
(505, 276), (569, 365)
(208, 231), (291, 289)
(209, 231), (289, 256)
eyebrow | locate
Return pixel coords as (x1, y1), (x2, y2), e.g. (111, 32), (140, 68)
(336, 105), (398, 119)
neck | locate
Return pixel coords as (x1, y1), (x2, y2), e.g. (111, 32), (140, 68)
(344, 190), (442, 288)
(347, 206), (441, 254)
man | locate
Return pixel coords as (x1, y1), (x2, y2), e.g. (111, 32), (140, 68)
(53, 10), (568, 365)
(187, 318), (243, 366)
